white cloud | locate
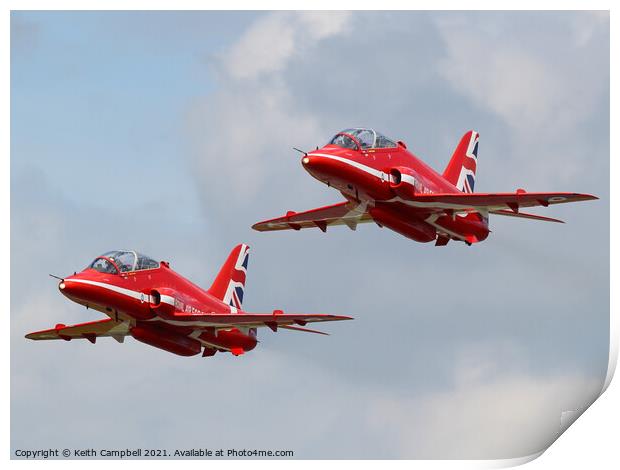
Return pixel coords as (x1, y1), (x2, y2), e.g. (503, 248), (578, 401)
(440, 42), (559, 132)
(222, 12), (297, 81)
(222, 11), (352, 81)
(187, 11), (353, 210)
(435, 14), (606, 136)
(186, 85), (323, 206)
(434, 13), (609, 186)
(367, 346), (603, 459)
(567, 11), (609, 47)
(13, 289), (603, 460)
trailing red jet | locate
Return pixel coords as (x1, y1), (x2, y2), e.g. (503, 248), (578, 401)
(253, 129), (597, 245)
(26, 245), (351, 357)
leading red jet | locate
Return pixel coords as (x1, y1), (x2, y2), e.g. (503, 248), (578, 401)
(26, 245), (351, 357)
(253, 128), (597, 245)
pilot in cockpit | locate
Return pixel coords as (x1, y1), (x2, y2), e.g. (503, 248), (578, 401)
(89, 250), (159, 274)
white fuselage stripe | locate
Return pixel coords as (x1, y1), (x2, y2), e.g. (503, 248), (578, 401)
(145, 316), (275, 328)
(65, 279), (149, 302)
(400, 174), (416, 186)
(66, 280), (179, 308)
(65, 279), (242, 324)
(310, 153), (391, 181)
(311, 154), (485, 212)
(160, 294), (175, 307)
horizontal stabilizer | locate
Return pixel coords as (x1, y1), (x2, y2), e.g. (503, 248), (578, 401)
(279, 325), (329, 335)
(158, 312), (352, 329)
(490, 209), (564, 223)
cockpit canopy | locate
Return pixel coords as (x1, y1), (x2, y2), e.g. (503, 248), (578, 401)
(328, 128), (398, 150)
(89, 250), (160, 274)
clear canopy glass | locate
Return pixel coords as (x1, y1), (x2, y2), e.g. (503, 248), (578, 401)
(328, 128), (398, 150)
(89, 250), (159, 274)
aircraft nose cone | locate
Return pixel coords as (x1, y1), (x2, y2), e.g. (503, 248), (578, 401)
(59, 279), (79, 298)
(58, 277), (89, 301)
(301, 154), (333, 177)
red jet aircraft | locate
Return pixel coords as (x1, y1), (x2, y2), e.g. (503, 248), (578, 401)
(26, 245), (351, 357)
(253, 129), (597, 245)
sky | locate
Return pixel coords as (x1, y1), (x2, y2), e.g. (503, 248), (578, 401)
(10, 11), (609, 459)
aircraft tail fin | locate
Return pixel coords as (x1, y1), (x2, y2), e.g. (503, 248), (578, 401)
(443, 130), (479, 193)
(207, 244), (250, 312)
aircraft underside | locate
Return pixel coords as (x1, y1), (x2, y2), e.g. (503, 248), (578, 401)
(130, 321), (257, 357)
(369, 201), (490, 245)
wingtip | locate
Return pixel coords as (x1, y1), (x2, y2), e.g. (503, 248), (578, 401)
(251, 221), (268, 232)
(336, 315), (354, 321)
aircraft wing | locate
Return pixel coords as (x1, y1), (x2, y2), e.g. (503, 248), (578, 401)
(252, 201), (373, 232)
(168, 312), (353, 331)
(25, 318), (130, 343)
(405, 191), (597, 214)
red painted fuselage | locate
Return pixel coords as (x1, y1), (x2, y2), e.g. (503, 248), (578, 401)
(301, 135), (489, 243)
(254, 128), (595, 245)
(58, 259), (257, 356)
(26, 246), (351, 357)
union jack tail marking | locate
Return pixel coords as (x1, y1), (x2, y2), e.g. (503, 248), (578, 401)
(207, 244), (250, 313)
(442, 130), (479, 194)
